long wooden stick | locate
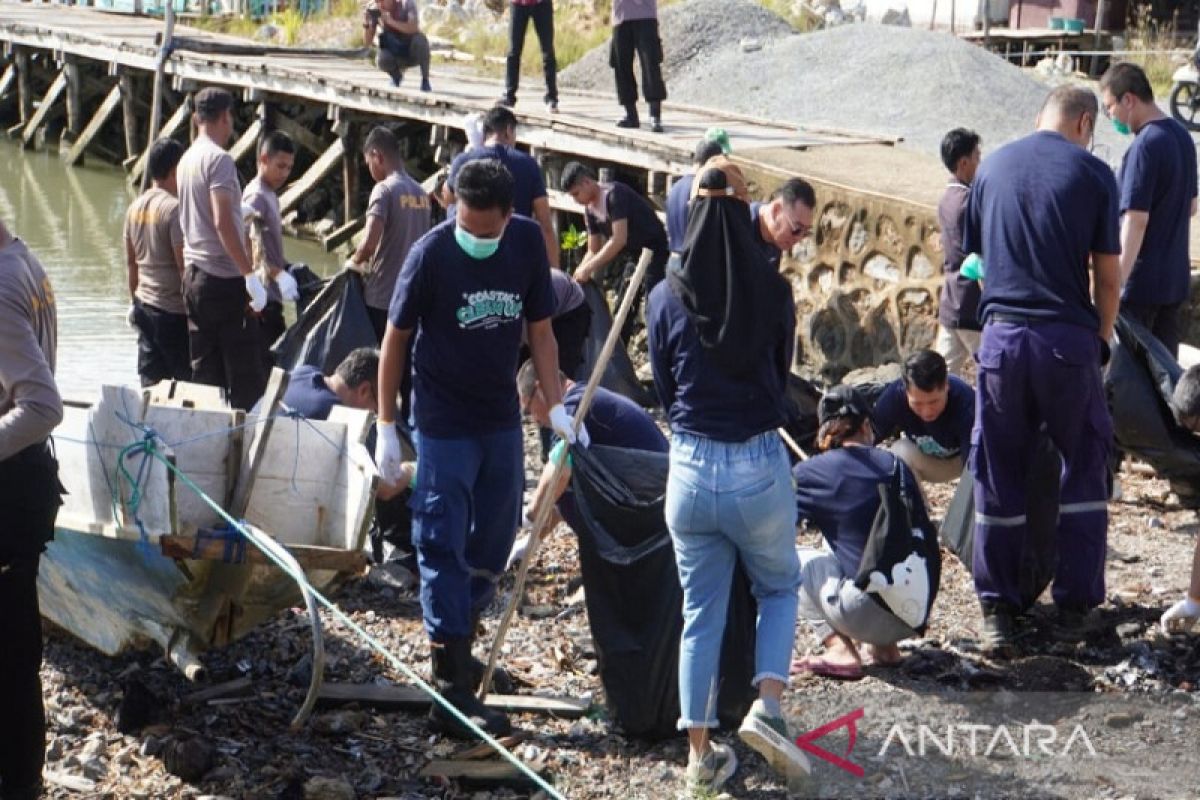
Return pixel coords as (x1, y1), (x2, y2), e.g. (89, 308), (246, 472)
(479, 247), (654, 698)
(777, 426), (809, 461)
(141, 2), (175, 193)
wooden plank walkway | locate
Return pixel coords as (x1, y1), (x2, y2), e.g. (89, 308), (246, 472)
(0, 2), (895, 175)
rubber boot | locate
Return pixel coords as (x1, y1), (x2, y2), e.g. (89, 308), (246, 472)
(428, 639), (512, 740)
(616, 104), (640, 129)
(467, 614), (516, 694)
(649, 101), (663, 133)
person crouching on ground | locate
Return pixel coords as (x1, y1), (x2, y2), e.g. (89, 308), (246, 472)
(647, 158), (808, 795)
(792, 385), (939, 680)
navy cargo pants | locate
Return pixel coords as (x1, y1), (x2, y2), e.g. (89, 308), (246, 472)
(408, 427), (523, 641)
(971, 319), (1112, 612)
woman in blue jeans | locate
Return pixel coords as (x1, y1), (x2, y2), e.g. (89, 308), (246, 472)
(647, 159), (810, 795)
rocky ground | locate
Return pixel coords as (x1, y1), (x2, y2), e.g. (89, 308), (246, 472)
(34, 410), (1200, 799)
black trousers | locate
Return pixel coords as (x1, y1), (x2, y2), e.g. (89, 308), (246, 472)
(505, 0), (557, 103)
(0, 443), (61, 799)
(183, 265), (267, 412)
(1121, 300), (1182, 359)
(611, 19), (666, 108)
(131, 300), (191, 388)
(260, 300), (286, 372)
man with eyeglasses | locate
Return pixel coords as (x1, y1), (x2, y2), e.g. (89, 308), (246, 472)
(1099, 61), (1198, 359)
(751, 178), (816, 270)
(961, 85), (1120, 656)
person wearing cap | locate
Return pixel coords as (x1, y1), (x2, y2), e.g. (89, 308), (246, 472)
(962, 85), (1120, 654)
(447, 106), (559, 269)
(751, 178), (817, 271)
(935, 128), (983, 376)
(791, 385), (936, 680)
(665, 136), (728, 258)
(374, 159), (583, 740)
(242, 130), (301, 364)
(610, 0), (666, 132)
(647, 159), (808, 794)
(177, 87), (278, 411)
(124, 138), (190, 387)
(871, 349), (974, 486)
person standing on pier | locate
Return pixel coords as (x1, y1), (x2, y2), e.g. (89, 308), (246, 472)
(499, 0), (559, 113)
(610, 0), (667, 132)
(242, 130), (301, 361)
(177, 87), (270, 411)
(374, 159), (581, 739)
(124, 138), (190, 387)
(0, 216), (64, 800)
(364, 0), (433, 92)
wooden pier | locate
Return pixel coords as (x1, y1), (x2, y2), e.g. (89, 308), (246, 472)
(0, 1), (954, 381)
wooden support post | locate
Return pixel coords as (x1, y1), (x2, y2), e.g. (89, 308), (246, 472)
(230, 117), (264, 166)
(63, 81), (121, 165)
(278, 138), (345, 217)
(14, 49), (32, 127)
(63, 59), (83, 139)
(128, 95), (191, 187)
(64, 81), (122, 166)
(21, 70), (68, 150)
(271, 112), (329, 157)
(119, 70), (138, 159)
(340, 121), (359, 224)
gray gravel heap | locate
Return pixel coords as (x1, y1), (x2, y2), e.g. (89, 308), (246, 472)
(667, 22), (1128, 158)
(559, 0), (797, 94)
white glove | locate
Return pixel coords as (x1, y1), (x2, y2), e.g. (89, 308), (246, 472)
(374, 421), (403, 485)
(275, 268), (300, 302)
(548, 403), (590, 448)
(241, 202), (258, 222)
(125, 304), (137, 328)
(1160, 596), (1200, 634)
(345, 257), (367, 274)
(244, 273), (268, 313)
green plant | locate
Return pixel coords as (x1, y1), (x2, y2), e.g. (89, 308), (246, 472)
(755, 0), (819, 32)
(560, 223), (588, 270)
(1123, 3), (1183, 97)
(274, 6), (305, 45)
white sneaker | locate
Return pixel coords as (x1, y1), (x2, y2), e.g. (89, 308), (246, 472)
(685, 741), (737, 796)
(737, 699), (811, 779)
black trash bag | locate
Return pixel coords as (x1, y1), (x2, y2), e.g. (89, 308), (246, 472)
(939, 431), (1060, 613)
(1107, 314), (1200, 487)
(369, 425), (418, 567)
(565, 443), (757, 740)
(286, 263), (326, 316)
(272, 269), (378, 374)
(579, 283), (657, 408)
(781, 374), (822, 458)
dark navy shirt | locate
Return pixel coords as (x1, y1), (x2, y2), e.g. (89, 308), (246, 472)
(1118, 118), (1198, 306)
(750, 202), (783, 270)
(647, 280), (795, 442)
(871, 376), (974, 459)
(389, 217), (555, 437)
(282, 365), (339, 421)
(666, 173), (694, 253)
(963, 130), (1120, 331)
(561, 382), (667, 453)
(584, 182), (669, 259)
(793, 447), (929, 579)
(937, 180), (981, 330)
(448, 144), (547, 218)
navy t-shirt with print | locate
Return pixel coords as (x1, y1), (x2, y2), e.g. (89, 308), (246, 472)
(793, 447), (930, 580)
(448, 144), (548, 218)
(584, 182), (669, 259)
(282, 365), (339, 421)
(871, 376), (975, 459)
(1118, 118), (1198, 306)
(389, 217), (555, 437)
(963, 130), (1120, 331)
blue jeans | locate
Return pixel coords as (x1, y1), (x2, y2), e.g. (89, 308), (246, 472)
(665, 431), (800, 729)
(408, 428), (523, 641)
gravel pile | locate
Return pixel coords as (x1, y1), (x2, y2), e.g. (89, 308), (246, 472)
(666, 22), (1128, 160)
(559, 0), (797, 94)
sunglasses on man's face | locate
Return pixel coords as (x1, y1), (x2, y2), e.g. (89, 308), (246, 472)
(784, 214), (812, 238)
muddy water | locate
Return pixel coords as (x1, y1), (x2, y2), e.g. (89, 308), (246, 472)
(0, 140), (337, 399)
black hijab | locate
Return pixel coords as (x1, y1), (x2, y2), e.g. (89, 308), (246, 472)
(668, 167), (790, 378)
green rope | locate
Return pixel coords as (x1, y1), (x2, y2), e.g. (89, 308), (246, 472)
(145, 444), (565, 799)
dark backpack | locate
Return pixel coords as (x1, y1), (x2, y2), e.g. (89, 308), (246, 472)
(853, 457), (941, 634)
